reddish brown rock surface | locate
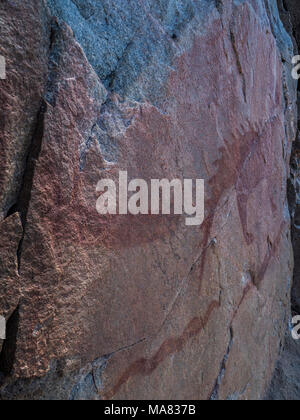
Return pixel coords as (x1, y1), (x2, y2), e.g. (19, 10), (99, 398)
(0, 0), (50, 219)
(0, 0), (297, 399)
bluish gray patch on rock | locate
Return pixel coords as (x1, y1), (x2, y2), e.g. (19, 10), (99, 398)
(46, 0), (214, 103)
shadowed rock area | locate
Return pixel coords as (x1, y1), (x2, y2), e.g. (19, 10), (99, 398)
(0, 0), (298, 400)
(265, 0), (300, 401)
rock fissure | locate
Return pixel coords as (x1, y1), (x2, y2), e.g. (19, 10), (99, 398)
(14, 101), (48, 274)
(215, 0), (223, 14)
(209, 327), (234, 401)
(229, 27), (247, 104)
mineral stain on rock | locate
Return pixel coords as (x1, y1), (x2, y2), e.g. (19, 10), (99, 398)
(0, 0), (298, 400)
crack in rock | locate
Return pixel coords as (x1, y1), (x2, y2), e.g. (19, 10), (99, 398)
(210, 327), (234, 401)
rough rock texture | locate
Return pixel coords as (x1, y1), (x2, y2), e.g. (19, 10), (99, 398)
(0, 0), (297, 400)
(0, 214), (22, 357)
(265, 0), (300, 400)
(0, 0), (50, 219)
(266, 330), (300, 400)
(279, 0), (300, 317)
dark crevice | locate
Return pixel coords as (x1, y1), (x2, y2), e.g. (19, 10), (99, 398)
(229, 28), (247, 103)
(105, 69), (116, 90)
(282, 0), (289, 13)
(17, 101), (47, 229)
(209, 327), (234, 400)
(103, 37), (135, 91)
(13, 101), (47, 273)
(45, 19), (63, 107)
(248, 269), (259, 289)
(0, 306), (20, 377)
(215, 0), (223, 14)
(6, 203), (18, 219)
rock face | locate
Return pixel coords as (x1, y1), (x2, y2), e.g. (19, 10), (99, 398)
(0, 0), (297, 400)
(278, 0), (300, 318)
(265, 0), (300, 400)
